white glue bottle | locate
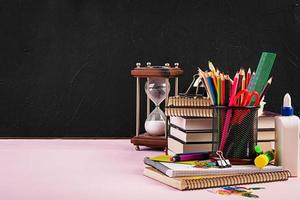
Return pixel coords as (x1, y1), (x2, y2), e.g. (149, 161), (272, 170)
(275, 93), (300, 176)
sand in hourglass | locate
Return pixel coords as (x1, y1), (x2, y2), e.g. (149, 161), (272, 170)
(145, 120), (165, 136)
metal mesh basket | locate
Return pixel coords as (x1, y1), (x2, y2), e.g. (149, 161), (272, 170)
(212, 106), (259, 159)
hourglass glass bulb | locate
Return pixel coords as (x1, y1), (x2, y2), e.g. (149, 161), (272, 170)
(145, 107), (166, 136)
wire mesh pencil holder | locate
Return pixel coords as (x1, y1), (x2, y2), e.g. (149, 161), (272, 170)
(212, 106), (259, 160)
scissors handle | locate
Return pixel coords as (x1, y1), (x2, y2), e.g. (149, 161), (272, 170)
(232, 90), (260, 107)
(232, 90), (249, 106)
(243, 91), (260, 106)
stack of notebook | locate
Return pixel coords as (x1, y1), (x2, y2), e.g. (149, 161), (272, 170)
(143, 157), (290, 190)
(168, 111), (277, 155)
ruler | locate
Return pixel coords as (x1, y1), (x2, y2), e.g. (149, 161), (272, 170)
(248, 52), (276, 95)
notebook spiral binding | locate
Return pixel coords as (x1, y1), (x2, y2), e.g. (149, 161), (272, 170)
(165, 96), (213, 117)
(183, 170), (290, 190)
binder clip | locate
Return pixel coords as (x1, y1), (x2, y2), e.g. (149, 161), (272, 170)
(215, 151), (231, 168)
(178, 73), (207, 97)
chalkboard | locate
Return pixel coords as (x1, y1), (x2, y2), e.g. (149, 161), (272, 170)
(0, 0), (299, 137)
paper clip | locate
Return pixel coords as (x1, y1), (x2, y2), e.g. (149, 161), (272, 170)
(215, 151), (231, 168)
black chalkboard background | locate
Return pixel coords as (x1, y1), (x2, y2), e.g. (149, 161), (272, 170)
(0, 0), (299, 137)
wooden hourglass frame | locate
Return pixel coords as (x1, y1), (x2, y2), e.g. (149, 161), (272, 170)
(130, 62), (183, 150)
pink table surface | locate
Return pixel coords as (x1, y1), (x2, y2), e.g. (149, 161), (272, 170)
(0, 139), (299, 200)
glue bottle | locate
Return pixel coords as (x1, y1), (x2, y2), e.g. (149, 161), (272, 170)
(275, 93), (300, 176)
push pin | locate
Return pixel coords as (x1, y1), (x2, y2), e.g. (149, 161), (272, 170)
(215, 151), (231, 168)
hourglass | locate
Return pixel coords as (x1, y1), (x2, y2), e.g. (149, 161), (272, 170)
(131, 62), (183, 150)
(144, 76), (170, 136)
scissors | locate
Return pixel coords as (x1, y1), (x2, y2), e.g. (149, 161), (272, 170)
(232, 89), (260, 107)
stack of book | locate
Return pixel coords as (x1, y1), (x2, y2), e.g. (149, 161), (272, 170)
(143, 157), (290, 190)
(168, 111), (277, 155)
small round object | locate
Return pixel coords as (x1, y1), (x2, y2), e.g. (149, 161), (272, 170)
(174, 63), (179, 68)
(146, 62), (151, 66)
(136, 62), (141, 67)
(254, 154), (269, 168)
(164, 63), (170, 67)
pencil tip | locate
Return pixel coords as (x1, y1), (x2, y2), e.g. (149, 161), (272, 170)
(269, 77), (273, 83)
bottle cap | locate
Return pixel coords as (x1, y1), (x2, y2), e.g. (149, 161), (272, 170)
(254, 154), (269, 168)
(255, 145), (263, 154)
(281, 93), (294, 116)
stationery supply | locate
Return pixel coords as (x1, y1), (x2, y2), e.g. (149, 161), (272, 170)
(212, 106), (259, 159)
(247, 52), (276, 99)
(167, 96), (211, 107)
(149, 155), (201, 165)
(275, 93), (300, 177)
(165, 107), (213, 117)
(144, 157), (284, 177)
(143, 167), (290, 190)
(209, 186), (265, 198)
(198, 52), (276, 160)
(139, 53), (300, 192)
(171, 152), (209, 162)
(215, 151), (231, 168)
(255, 150), (274, 169)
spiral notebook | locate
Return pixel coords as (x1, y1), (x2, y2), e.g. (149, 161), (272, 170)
(144, 157), (284, 177)
(165, 96), (213, 117)
(144, 167), (290, 190)
(167, 96), (212, 107)
(165, 107), (213, 117)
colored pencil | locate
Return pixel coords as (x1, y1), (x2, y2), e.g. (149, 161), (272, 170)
(198, 68), (214, 105)
(259, 77), (273, 100)
(224, 75), (231, 105)
(217, 75), (221, 106)
(246, 68), (251, 88)
(219, 73), (240, 151)
(221, 74), (225, 106)
(207, 74), (217, 105)
(241, 74), (246, 102)
(229, 72), (240, 106)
